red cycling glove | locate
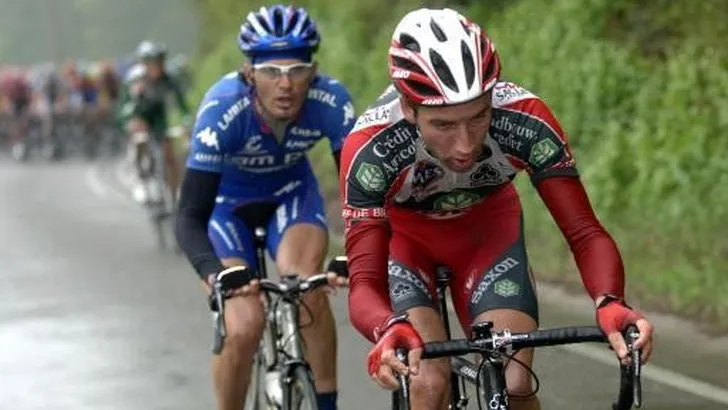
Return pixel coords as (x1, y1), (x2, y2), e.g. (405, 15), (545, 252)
(367, 319), (423, 376)
(596, 297), (643, 335)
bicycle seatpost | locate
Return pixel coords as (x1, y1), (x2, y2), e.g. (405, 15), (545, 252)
(254, 226), (268, 280)
(434, 266), (453, 339)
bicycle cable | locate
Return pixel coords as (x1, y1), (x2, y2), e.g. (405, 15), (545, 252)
(296, 293), (316, 330)
(475, 350), (540, 409)
(271, 292), (316, 358)
(269, 296), (296, 360)
(503, 350), (540, 398)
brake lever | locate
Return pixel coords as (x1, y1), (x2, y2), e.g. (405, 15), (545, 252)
(210, 282), (227, 355)
(395, 348), (411, 396)
(213, 282), (227, 338)
(628, 328), (642, 408)
(326, 256), (348, 278)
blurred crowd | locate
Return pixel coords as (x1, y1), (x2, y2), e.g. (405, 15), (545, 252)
(0, 53), (191, 161)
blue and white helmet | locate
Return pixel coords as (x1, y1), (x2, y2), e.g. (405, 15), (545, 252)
(237, 5), (320, 58)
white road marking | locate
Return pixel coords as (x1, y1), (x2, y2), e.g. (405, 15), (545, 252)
(114, 159), (135, 193)
(561, 343), (728, 406)
(84, 162), (109, 198)
(85, 160), (137, 205)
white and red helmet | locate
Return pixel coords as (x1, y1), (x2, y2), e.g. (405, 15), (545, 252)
(388, 8), (501, 106)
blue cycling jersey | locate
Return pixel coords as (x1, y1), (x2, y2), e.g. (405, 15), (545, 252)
(187, 71), (356, 203)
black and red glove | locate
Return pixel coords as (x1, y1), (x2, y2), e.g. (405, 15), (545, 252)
(367, 314), (423, 377)
(596, 296), (643, 335)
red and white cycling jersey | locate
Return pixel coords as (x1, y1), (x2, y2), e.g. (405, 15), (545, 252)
(341, 81), (576, 222)
(341, 81), (626, 342)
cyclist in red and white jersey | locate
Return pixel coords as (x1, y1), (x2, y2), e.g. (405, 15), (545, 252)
(340, 8), (655, 409)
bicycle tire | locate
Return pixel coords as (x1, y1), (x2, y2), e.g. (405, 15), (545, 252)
(283, 366), (318, 410)
(152, 213), (168, 249)
(147, 142), (173, 251)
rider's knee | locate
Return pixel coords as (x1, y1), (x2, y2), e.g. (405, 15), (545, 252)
(505, 362), (535, 399)
(410, 359), (450, 404)
(276, 225), (327, 274)
(222, 297), (265, 358)
(278, 258), (322, 280)
(506, 393), (539, 408)
(163, 143), (177, 164)
(300, 287), (330, 316)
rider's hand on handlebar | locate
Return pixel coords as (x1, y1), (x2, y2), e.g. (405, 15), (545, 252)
(596, 296), (654, 365)
(206, 269), (260, 297)
(325, 272), (349, 294)
(367, 318), (423, 390)
(324, 256), (349, 292)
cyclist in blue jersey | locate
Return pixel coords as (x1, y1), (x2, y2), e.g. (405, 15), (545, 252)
(175, 5), (355, 410)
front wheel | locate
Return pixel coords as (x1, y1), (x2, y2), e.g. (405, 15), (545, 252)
(283, 366), (318, 410)
(244, 353), (267, 410)
(478, 359), (510, 410)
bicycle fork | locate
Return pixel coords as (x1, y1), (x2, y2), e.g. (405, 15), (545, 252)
(261, 289), (307, 407)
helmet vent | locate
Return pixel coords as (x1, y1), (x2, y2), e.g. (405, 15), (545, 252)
(399, 33), (421, 53)
(429, 18), (448, 42)
(391, 56), (425, 75)
(288, 9), (300, 33)
(408, 81), (441, 98)
(461, 40), (475, 89)
(272, 9), (284, 36)
(460, 20), (470, 36)
(429, 49), (458, 93)
(256, 15), (271, 34)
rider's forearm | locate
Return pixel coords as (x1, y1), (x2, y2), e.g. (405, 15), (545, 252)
(175, 168), (225, 279)
(535, 176), (625, 300)
(346, 219), (393, 343)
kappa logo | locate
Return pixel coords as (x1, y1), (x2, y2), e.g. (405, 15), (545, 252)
(195, 127), (219, 151)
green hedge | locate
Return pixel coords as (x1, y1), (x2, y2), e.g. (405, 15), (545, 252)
(192, 0), (728, 329)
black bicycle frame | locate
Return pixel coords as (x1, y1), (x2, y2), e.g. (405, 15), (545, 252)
(435, 266), (471, 409)
(436, 267), (512, 409)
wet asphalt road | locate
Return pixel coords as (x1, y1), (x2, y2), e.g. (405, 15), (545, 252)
(1, 157), (727, 409)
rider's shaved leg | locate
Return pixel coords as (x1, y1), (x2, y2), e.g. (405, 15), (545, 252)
(161, 139), (180, 203)
(275, 224), (338, 399)
(205, 257), (265, 410)
(473, 309), (540, 410)
(126, 118), (149, 179)
(406, 306), (451, 410)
